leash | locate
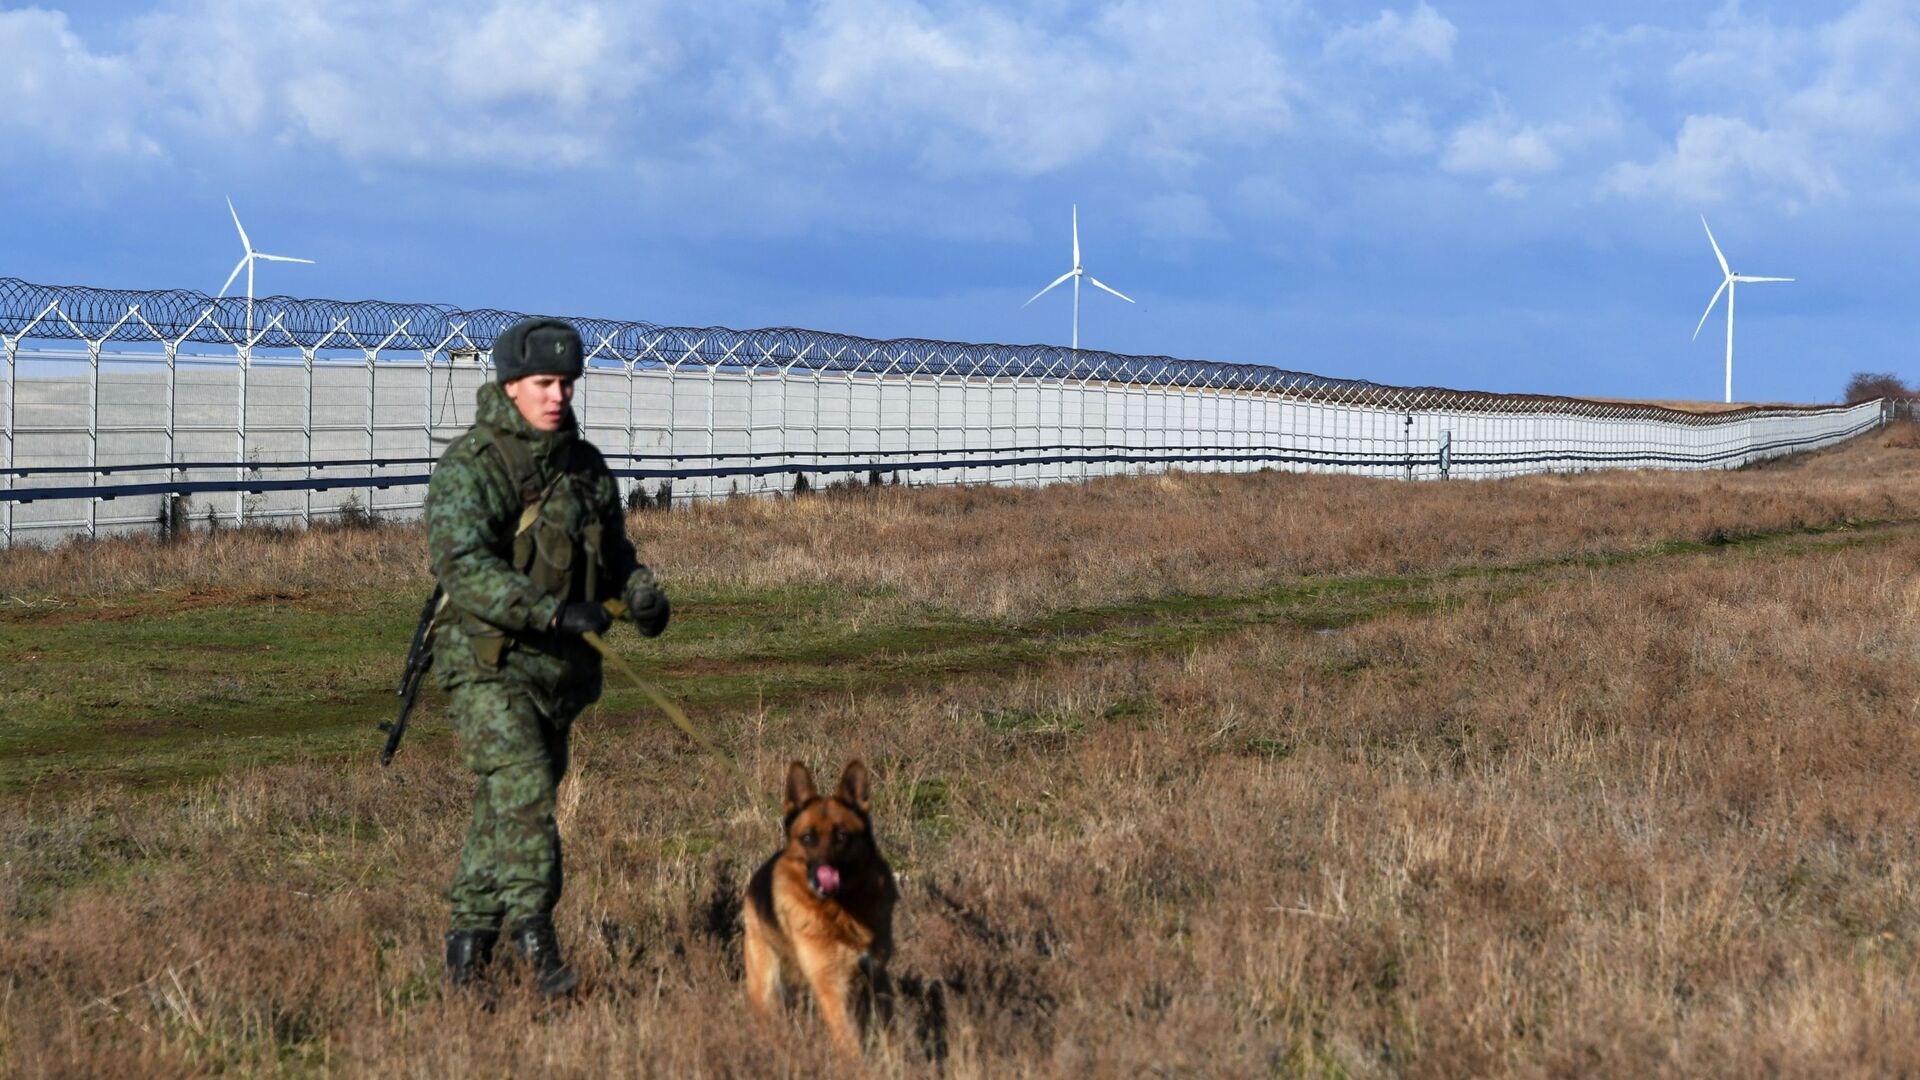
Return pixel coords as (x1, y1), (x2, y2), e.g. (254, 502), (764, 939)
(587, 599), (759, 803)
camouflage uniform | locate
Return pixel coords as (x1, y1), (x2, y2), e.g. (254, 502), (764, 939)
(426, 378), (655, 933)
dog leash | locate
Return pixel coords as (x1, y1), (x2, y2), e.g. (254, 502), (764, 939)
(586, 599), (760, 803)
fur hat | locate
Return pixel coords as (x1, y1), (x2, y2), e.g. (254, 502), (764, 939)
(492, 317), (583, 384)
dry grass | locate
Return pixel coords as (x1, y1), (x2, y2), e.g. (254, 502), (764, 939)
(5, 435), (1920, 1076)
(7, 433), (1920, 620)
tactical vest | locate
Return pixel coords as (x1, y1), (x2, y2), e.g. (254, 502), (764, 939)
(458, 424), (611, 665)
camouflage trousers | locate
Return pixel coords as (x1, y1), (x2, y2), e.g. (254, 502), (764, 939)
(446, 681), (583, 932)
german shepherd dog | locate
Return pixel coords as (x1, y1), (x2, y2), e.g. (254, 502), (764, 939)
(743, 761), (897, 1054)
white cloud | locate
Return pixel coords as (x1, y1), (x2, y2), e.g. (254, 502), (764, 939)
(751, 0), (1103, 173)
(1443, 116), (1558, 177)
(1784, 0), (1920, 139)
(1602, 114), (1842, 207)
(437, 2), (640, 112)
(1, 0), (677, 169)
(1602, 0), (1920, 209)
(745, 0), (1298, 176)
(1439, 100), (1583, 196)
(1325, 2), (1456, 67)
(0, 8), (160, 158)
(9, 0), (1916, 225)
(1668, 9), (1803, 92)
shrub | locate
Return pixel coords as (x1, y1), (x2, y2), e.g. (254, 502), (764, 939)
(1844, 371), (1910, 404)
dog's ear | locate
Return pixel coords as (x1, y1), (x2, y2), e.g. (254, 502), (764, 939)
(784, 761), (818, 815)
(835, 760), (872, 815)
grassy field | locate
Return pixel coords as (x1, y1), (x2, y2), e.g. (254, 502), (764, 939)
(5, 430), (1920, 1076)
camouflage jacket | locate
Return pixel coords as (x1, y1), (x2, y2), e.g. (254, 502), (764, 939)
(426, 381), (651, 695)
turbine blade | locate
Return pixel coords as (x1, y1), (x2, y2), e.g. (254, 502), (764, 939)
(254, 253), (315, 265)
(1692, 278), (1728, 341)
(1072, 204), (1080, 269)
(1734, 275), (1792, 283)
(1023, 269), (1075, 308)
(219, 255), (249, 297)
(227, 196), (252, 253)
(1085, 275), (1135, 304)
(1701, 215), (1729, 277)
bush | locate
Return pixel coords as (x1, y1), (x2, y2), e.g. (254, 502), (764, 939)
(333, 493), (383, 530)
(155, 495), (191, 543)
(1844, 372), (1910, 404)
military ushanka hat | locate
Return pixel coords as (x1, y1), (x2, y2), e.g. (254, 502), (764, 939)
(492, 317), (584, 384)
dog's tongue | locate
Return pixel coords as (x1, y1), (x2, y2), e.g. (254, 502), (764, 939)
(813, 864), (842, 895)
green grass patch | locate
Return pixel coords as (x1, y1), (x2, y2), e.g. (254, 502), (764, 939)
(2, 517), (1904, 794)
(981, 707), (1085, 738)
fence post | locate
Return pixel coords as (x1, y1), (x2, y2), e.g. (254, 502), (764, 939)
(4, 301), (66, 546)
(365, 340), (377, 516)
(1155, 373), (1168, 478)
(666, 356), (681, 505)
(625, 357), (636, 505)
(304, 343), (316, 528)
(808, 359), (822, 491)
(422, 343), (434, 505)
(777, 353), (795, 494)
(1074, 365), (1089, 483)
(1060, 358), (1075, 482)
(2, 333), (13, 548)
(706, 361), (718, 502)
(236, 330), (249, 527)
(901, 351), (913, 485)
(367, 320), (411, 517)
(76, 305), (139, 538)
(983, 361), (995, 488)
(876, 353), (892, 484)
(165, 339), (178, 529)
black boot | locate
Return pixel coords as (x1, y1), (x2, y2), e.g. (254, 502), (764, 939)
(445, 929), (499, 988)
(509, 915), (580, 998)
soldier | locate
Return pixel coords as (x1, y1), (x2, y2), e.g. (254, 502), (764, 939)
(426, 316), (671, 996)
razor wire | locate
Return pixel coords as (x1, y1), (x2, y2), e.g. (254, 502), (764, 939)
(0, 276), (1843, 421)
(0, 275), (1889, 545)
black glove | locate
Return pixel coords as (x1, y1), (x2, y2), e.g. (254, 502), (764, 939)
(626, 582), (671, 638)
(553, 601), (613, 637)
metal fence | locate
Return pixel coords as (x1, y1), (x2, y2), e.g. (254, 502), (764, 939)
(0, 277), (1885, 545)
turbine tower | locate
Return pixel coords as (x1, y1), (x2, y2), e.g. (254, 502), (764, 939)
(1023, 205), (1134, 351)
(1692, 216), (1791, 404)
(219, 196), (314, 336)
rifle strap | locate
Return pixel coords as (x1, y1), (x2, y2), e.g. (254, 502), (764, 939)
(482, 431), (575, 575)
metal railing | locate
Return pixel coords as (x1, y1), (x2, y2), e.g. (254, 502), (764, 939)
(0, 277), (1884, 545)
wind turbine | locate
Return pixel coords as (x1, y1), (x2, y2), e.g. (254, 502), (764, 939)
(218, 196), (313, 336)
(1023, 205), (1134, 351)
(1692, 216), (1791, 404)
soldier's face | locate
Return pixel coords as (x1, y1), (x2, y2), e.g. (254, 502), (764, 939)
(504, 374), (576, 433)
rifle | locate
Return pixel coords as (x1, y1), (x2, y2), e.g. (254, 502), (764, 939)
(376, 592), (745, 796)
(379, 584), (445, 766)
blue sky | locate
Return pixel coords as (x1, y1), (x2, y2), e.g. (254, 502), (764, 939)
(3, 1), (1916, 402)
